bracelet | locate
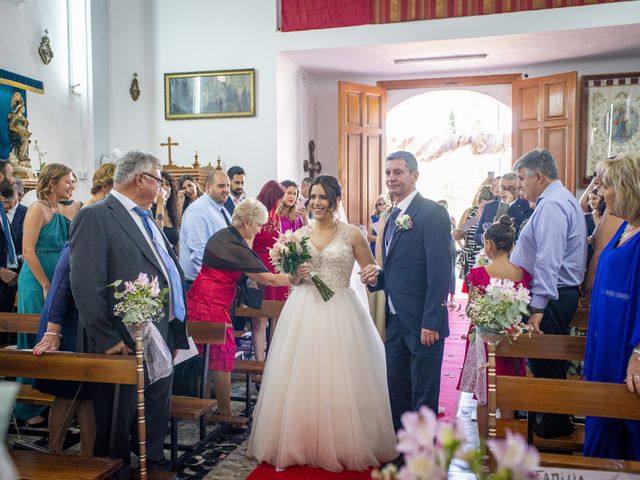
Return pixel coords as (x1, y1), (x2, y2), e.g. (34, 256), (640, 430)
(44, 331), (61, 338)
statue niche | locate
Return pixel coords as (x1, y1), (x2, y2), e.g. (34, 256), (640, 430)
(7, 91), (35, 179)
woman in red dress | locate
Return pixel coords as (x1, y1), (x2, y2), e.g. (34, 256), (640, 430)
(251, 181), (287, 367)
(187, 198), (309, 418)
(457, 215), (531, 440)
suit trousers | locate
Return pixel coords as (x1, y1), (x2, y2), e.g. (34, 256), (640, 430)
(92, 370), (173, 479)
(527, 286), (580, 379)
(385, 313), (445, 432)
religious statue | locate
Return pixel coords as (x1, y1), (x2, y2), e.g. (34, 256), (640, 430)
(7, 92), (35, 179)
(38, 29), (54, 65)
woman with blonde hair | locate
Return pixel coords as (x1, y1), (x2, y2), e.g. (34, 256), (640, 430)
(85, 162), (116, 206)
(16, 163), (77, 426)
(584, 153), (640, 460)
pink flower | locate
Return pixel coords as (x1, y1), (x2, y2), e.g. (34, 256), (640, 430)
(487, 430), (540, 479)
(124, 281), (136, 294)
(436, 418), (465, 450)
(149, 276), (160, 296)
(135, 272), (150, 286)
(397, 452), (447, 480)
(396, 406), (438, 454)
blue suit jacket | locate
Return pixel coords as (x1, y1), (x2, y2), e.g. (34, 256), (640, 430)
(370, 193), (452, 338)
(11, 203), (27, 256)
(223, 196), (235, 215)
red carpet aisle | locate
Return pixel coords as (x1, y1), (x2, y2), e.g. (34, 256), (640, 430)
(438, 297), (470, 419)
(247, 464), (372, 479)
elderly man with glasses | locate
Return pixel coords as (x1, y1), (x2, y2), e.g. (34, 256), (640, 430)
(474, 171), (534, 245)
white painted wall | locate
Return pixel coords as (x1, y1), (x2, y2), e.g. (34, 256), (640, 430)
(1, 0), (91, 198)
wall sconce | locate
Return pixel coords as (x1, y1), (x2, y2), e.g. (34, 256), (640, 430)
(303, 140), (321, 178)
(130, 73), (140, 101)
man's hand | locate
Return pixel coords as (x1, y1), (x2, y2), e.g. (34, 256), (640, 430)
(529, 312), (544, 334)
(452, 229), (464, 241)
(0, 268), (17, 286)
(359, 264), (379, 285)
(626, 353), (640, 398)
(421, 328), (439, 346)
(104, 340), (132, 355)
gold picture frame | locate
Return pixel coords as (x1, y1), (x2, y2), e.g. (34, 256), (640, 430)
(164, 68), (255, 120)
(580, 71), (640, 186)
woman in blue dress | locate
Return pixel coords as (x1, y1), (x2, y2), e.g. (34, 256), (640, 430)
(15, 164), (76, 426)
(583, 153), (640, 461)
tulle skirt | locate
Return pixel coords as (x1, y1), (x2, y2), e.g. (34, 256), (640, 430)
(246, 284), (397, 472)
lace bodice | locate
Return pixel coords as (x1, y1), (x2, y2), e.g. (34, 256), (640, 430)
(295, 222), (357, 292)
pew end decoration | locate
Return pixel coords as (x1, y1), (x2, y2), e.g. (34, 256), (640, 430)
(467, 278), (531, 344)
(269, 230), (334, 301)
(371, 406), (540, 480)
(109, 273), (172, 480)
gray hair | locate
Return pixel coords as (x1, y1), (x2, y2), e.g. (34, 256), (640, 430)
(113, 151), (160, 186)
(501, 172), (518, 182)
(386, 151), (418, 172)
(231, 198), (268, 229)
(513, 149), (559, 180)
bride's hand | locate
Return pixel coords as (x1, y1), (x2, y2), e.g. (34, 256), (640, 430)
(290, 263), (312, 284)
(359, 264), (380, 285)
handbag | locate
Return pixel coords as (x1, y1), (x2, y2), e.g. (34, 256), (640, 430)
(237, 277), (264, 310)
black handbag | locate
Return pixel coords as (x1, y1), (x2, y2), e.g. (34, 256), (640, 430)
(237, 278), (263, 310)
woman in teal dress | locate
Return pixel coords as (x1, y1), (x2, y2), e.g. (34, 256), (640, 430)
(16, 163), (77, 425)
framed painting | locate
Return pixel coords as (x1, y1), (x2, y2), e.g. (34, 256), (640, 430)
(164, 68), (255, 120)
(580, 72), (640, 186)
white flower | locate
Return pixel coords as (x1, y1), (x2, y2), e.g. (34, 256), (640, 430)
(398, 452), (447, 480)
(487, 430), (540, 479)
(397, 406), (438, 454)
(395, 214), (413, 231)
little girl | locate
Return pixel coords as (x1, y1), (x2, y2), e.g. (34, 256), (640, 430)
(457, 215), (531, 439)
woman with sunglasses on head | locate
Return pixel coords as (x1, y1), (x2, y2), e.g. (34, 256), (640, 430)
(367, 195), (388, 257)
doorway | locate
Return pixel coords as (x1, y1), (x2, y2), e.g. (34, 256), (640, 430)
(386, 88), (512, 224)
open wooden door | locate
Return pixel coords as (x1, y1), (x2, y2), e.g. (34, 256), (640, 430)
(512, 72), (577, 193)
(338, 81), (386, 225)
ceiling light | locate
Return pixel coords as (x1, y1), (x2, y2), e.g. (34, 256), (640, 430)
(394, 54), (488, 65)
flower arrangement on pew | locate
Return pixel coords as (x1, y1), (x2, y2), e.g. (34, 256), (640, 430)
(269, 230), (334, 301)
(467, 278), (532, 343)
(371, 406), (540, 480)
(109, 273), (173, 384)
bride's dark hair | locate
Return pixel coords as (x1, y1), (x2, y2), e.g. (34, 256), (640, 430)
(309, 175), (342, 213)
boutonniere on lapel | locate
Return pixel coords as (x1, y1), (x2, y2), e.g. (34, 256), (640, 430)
(395, 214), (413, 231)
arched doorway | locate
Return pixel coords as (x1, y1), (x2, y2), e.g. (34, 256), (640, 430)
(386, 89), (511, 223)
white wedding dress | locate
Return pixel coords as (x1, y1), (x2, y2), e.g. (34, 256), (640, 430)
(247, 222), (397, 472)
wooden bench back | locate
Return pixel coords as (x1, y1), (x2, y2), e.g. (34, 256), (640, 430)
(0, 349), (137, 385)
(235, 300), (285, 318)
(0, 312), (40, 334)
(496, 376), (640, 421)
(187, 322), (226, 345)
(495, 334), (586, 361)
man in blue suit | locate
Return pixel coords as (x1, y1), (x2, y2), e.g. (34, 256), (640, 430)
(0, 160), (19, 314)
(223, 165), (246, 215)
(474, 172), (533, 245)
(364, 151), (452, 430)
(3, 184), (27, 258)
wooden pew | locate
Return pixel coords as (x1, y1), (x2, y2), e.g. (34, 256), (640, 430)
(489, 334), (640, 474)
(233, 300), (285, 416)
(0, 349), (136, 480)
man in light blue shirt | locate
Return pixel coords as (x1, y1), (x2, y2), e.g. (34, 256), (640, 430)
(510, 148), (587, 438)
(179, 170), (231, 284)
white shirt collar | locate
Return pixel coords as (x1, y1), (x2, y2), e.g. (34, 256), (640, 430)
(110, 189), (140, 212)
(395, 190), (418, 214)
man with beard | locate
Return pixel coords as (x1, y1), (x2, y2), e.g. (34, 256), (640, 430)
(0, 160), (18, 312)
(474, 172), (533, 244)
(223, 165), (246, 215)
(179, 169), (231, 288)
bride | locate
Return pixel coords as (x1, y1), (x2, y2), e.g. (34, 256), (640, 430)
(247, 175), (397, 472)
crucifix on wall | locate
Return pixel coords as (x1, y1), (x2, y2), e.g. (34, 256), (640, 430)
(303, 140), (321, 178)
(160, 136), (178, 165)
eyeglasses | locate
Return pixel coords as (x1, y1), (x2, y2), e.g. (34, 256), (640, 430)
(376, 202), (386, 206)
(141, 172), (163, 186)
(499, 185), (517, 192)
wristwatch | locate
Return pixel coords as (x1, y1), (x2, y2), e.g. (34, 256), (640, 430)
(529, 306), (545, 315)
(155, 213), (164, 221)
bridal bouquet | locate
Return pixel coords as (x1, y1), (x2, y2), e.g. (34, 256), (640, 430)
(467, 278), (531, 341)
(371, 406), (540, 480)
(269, 230), (334, 301)
(109, 273), (173, 384)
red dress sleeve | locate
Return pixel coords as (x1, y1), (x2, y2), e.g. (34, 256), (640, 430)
(466, 267), (490, 292)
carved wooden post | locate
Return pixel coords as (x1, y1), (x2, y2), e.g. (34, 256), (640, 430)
(487, 339), (497, 440)
(135, 323), (147, 480)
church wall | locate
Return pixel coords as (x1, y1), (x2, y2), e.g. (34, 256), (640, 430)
(1, 0), (90, 198)
(100, 0), (640, 196)
(309, 54), (640, 191)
